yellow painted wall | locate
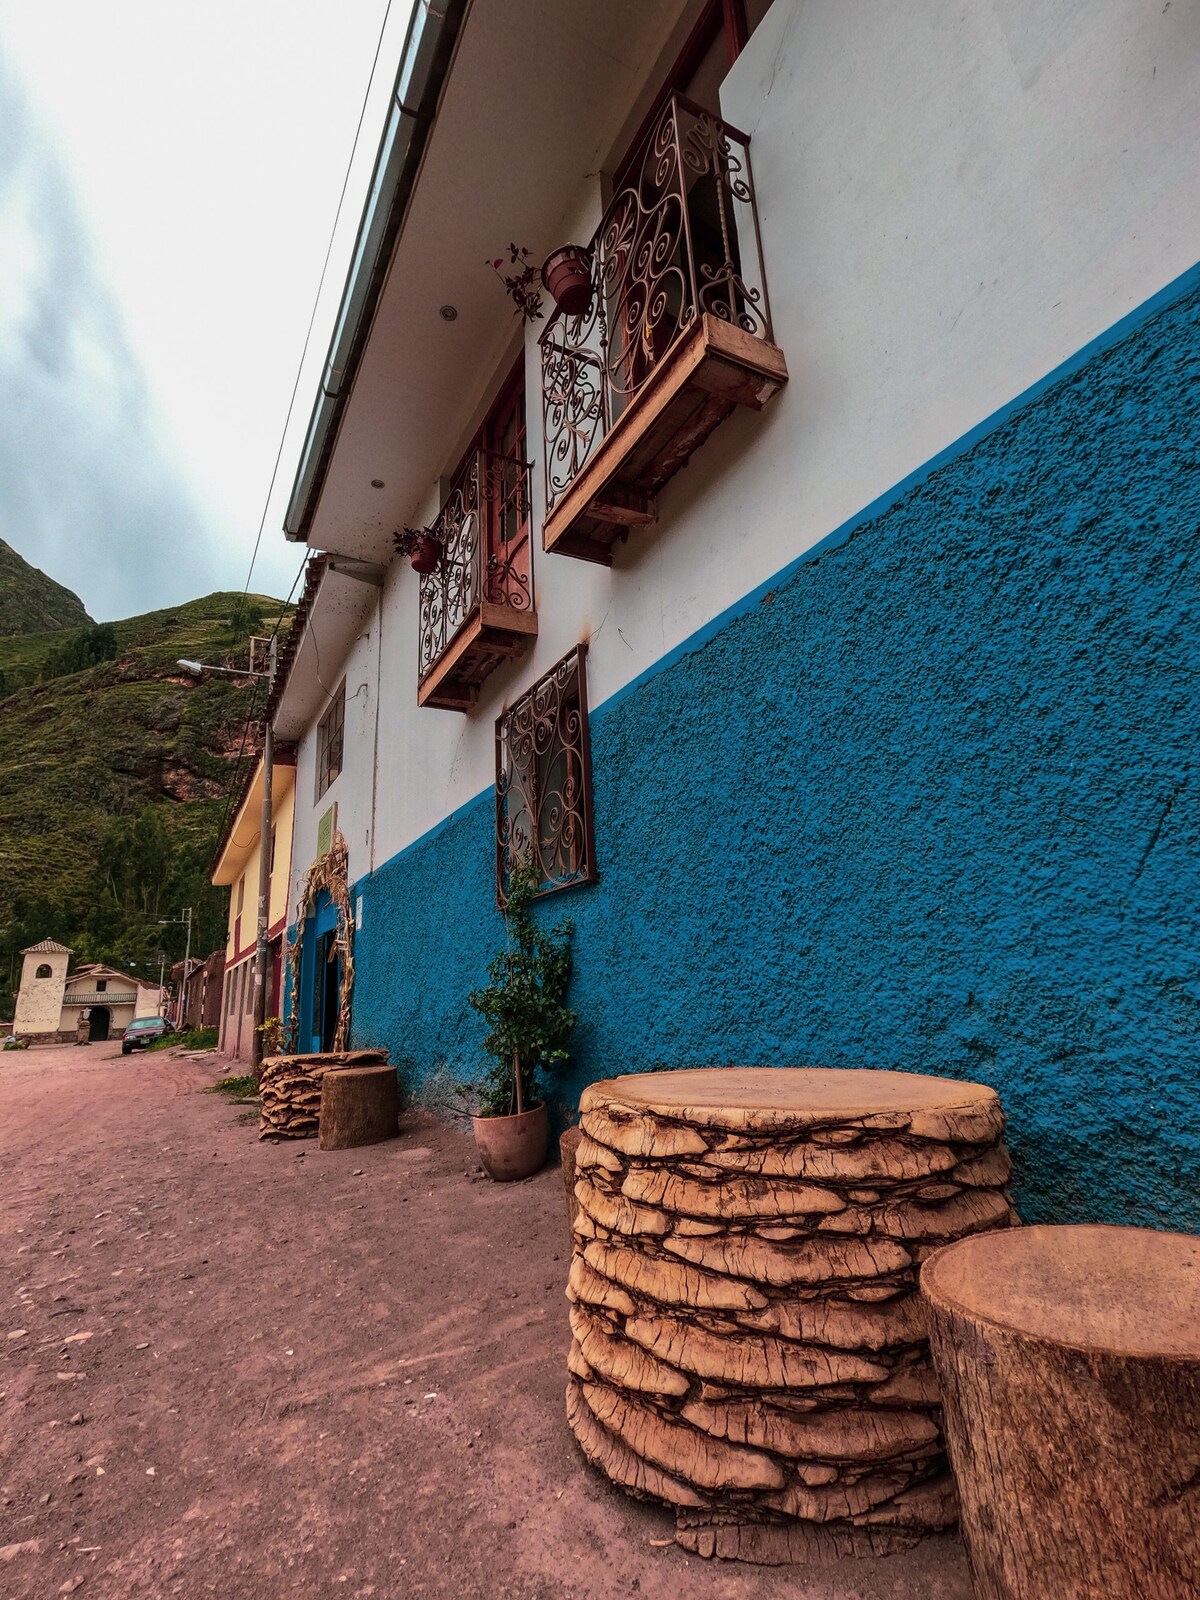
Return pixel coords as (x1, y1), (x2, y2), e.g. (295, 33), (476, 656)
(218, 766), (296, 963)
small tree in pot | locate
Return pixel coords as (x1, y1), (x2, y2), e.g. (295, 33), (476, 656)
(467, 858), (575, 1180)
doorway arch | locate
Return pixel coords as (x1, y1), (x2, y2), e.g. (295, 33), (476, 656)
(88, 1006), (111, 1042)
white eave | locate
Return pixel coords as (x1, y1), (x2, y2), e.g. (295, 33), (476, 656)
(285, 0), (698, 564)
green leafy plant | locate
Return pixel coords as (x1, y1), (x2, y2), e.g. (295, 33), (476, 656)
(467, 859), (576, 1117)
(256, 1015), (285, 1056)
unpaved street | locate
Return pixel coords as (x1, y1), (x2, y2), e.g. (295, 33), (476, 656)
(1, 1044), (971, 1599)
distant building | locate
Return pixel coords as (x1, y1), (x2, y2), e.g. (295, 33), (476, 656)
(210, 746), (296, 1061)
(13, 940), (162, 1043)
(169, 950), (225, 1032)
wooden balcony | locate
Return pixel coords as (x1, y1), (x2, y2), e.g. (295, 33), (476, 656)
(415, 449), (537, 711)
(539, 94), (788, 567)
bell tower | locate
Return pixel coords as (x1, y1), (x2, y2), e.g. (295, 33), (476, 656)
(13, 939), (73, 1039)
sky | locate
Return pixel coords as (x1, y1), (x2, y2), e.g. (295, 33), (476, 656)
(0, 0), (415, 621)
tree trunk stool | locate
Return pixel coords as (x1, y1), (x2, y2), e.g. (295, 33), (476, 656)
(259, 1051), (389, 1141)
(922, 1224), (1200, 1600)
(565, 1067), (1017, 1564)
(318, 1062), (399, 1150)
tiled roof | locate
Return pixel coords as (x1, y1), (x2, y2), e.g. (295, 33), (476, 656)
(22, 938), (73, 955)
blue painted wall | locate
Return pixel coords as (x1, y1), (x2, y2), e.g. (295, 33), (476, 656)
(353, 270), (1200, 1231)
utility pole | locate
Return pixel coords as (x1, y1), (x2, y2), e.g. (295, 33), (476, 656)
(250, 636), (278, 1074)
(157, 908), (193, 1026)
(176, 646), (273, 1056)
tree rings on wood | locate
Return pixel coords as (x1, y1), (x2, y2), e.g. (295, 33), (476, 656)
(565, 1067), (1017, 1562)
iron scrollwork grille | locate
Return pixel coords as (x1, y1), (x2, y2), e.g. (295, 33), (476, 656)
(539, 92), (773, 515)
(417, 447), (533, 684)
(495, 643), (596, 903)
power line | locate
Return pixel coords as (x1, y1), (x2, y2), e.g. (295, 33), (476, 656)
(236, 0), (397, 606)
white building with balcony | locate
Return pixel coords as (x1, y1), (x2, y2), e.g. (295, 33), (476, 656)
(12, 941), (162, 1043)
(270, 0), (1200, 1233)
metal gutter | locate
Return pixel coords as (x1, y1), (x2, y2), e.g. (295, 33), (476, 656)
(284, 0), (470, 543)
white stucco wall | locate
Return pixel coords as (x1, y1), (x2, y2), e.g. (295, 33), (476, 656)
(13, 950), (71, 1035)
(289, 620), (380, 911)
(295, 0), (1200, 882)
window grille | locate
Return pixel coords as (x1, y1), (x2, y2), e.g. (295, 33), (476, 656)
(316, 683), (345, 800)
(495, 644), (596, 901)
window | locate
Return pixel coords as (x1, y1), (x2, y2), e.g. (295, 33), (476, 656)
(96, 979), (107, 993)
(316, 683), (345, 799)
(35, 963), (52, 980)
(495, 644), (596, 901)
(237, 876), (245, 914)
(269, 826), (277, 874)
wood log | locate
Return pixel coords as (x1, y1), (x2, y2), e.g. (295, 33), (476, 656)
(566, 1380), (704, 1507)
(625, 1313), (889, 1388)
(622, 1165), (846, 1219)
(583, 1239), (769, 1312)
(922, 1224), (1200, 1600)
(581, 1381), (784, 1492)
(568, 1304), (688, 1397)
(565, 1067), (1017, 1564)
(559, 1125), (583, 1239)
(680, 1396), (940, 1462)
(662, 1229), (913, 1286)
(317, 1064), (398, 1150)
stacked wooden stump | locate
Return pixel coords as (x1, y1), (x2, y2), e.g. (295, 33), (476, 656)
(565, 1067), (1018, 1564)
(258, 1050), (392, 1144)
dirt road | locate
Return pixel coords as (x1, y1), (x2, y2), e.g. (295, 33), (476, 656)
(0, 1043), (972, 1599)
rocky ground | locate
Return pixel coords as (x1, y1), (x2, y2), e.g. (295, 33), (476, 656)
(0, 1042), (973, 1599)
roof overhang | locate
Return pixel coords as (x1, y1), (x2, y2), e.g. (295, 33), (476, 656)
(285, 0), (698, 563)
(270, 563), (378, 741)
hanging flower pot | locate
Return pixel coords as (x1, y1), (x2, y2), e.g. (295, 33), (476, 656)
(394, 526), (443, 574)
(541, 244), (593, 318)
(408, 534), (442, 575)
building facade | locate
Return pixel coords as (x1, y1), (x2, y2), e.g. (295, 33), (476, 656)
(211, 749), (296, 1061)
(274, 0), (1200, 1230)
(13, 941), (162, 1042)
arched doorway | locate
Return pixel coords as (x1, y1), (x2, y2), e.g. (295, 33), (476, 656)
(88, 1006), (111, 1042)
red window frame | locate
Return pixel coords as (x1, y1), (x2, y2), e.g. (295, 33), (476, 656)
(454, 354), (531, 609)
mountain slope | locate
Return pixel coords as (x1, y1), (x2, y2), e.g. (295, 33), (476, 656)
(0, 590), (290, 1008)
(0, 538), (92, 634)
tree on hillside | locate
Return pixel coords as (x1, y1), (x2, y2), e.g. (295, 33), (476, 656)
(41, 623), (118, 681)
(227, 598), (265, 645)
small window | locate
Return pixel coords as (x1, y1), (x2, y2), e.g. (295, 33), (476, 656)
(495, 644), (596, 901)
(316, 683), (345, 800)
(96, 979), (107, 993)
(237, 875), (245, 914)
(35, 963), (52, 980)
(269, 825), (277, 874)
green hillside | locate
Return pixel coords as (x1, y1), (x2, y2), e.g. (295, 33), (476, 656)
(0, 591), (289, 1015)
(0, 538), (92, 634)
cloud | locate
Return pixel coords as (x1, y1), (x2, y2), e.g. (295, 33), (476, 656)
(0, 53), (223, 621)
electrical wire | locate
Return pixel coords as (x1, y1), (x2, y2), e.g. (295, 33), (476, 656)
(210, 0), (397, 856)
(234, 0), (397, 610)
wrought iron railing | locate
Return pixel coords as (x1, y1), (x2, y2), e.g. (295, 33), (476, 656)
(539, 93), (773, 515)
(418, 447), (533, 683)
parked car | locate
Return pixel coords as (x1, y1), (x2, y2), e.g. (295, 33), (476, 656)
(121, 1017), (175, 1055)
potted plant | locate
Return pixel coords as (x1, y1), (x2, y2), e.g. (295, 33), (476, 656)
(488, 244), (544, 323)
(392, 526), (443, 574)
(466, 858), (576, 1181)
(541, 244), (593, 318)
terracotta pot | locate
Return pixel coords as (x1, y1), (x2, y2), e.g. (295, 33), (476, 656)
(541, 245), (593, 318)
(409, 534), (442, 574)
(472, 1101), (548, 1182)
